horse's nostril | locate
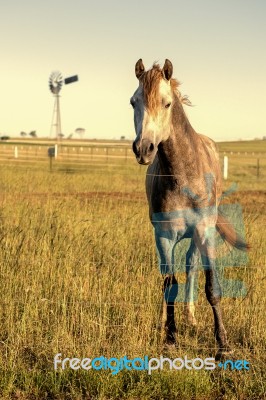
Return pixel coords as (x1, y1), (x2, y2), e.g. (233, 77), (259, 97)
(132, 141), (139, 156)
(149, 143), (154, 153)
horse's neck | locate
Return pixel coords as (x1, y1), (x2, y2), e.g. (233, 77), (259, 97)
(157, 99), (200, 181)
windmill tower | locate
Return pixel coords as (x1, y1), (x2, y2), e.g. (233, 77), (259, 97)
(49, 71), (78, 140)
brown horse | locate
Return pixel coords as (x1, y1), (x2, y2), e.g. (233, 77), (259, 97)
(131, 59), (249, 360)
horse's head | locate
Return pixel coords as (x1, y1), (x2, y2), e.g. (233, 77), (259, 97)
(131, 59), (175, 165)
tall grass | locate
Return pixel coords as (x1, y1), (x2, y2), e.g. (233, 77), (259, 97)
(0, 163), (265, 399)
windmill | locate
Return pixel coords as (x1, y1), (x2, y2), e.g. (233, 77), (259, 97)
(49, 71), (78, 140)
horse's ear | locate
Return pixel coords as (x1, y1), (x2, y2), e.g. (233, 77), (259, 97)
(135, 59), (145, 79)
(163, 59), (173, 80)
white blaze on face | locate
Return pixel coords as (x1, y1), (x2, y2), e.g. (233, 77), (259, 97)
(142, 79), (173, 144)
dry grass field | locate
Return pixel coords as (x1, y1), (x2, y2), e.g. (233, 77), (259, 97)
(0, 141), (265, 399)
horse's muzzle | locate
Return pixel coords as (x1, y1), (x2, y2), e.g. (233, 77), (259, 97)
(132, 138), (156, 165)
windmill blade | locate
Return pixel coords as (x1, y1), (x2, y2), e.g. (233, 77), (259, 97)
(49, 71), (63, 94)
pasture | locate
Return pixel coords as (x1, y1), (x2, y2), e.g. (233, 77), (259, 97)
(0, 141), (265, 399)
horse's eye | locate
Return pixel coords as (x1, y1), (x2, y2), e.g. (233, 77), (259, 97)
(165, 103), (171, 109)
(130, 99), (135, 108)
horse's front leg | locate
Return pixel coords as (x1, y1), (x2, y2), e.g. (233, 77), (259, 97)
(163, 274), (178, 344)
(195, 224), (232, 360)
(155, 233), (178, 344)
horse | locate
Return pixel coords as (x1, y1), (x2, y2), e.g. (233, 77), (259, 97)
(131, 59), (249, 360)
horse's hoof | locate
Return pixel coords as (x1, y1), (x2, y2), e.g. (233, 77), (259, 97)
(187, 316), (197, 327)
(183, 305), (197, 327)
(215, 348), (234, 361)
(165, 333), (176, 345)
(162, 338), (177, 353)
(162, 328), (177, 346)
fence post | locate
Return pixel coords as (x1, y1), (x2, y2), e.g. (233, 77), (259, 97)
(223, 156), (228, 180)
(14, 146), (18, 158)
(257, 158), (260, 178)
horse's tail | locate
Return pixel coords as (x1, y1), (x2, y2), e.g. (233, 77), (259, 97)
(216, 212), (250, 251)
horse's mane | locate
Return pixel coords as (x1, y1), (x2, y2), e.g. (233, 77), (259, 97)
(140, 63), (191, 114)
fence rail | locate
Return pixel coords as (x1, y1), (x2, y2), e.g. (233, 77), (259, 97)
(0, 143), (266, 178)
(0, 144), (136, 162)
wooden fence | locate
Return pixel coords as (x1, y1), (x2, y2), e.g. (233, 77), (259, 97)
(0, 143), (265, 178)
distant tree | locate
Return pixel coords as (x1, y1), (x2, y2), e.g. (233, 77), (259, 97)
(20, 131), (27, 137)
(29, 130), (37, 138)
(75, 127), (85, 139)
(67, 133), (73, 139)
(120, 135), (126, 140)
(1, 136), (10, 141)
(58, 133), (64, 139)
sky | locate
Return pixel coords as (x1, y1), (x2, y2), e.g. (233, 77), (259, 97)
(0, 0), (265, 141)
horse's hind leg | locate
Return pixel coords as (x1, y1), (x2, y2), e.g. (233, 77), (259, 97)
(204, 267), (233, 359)
(195, 226), (232, 359)
(184, 239), (198, 326)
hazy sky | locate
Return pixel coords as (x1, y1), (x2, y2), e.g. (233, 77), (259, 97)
(0, 0), (265, 141)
